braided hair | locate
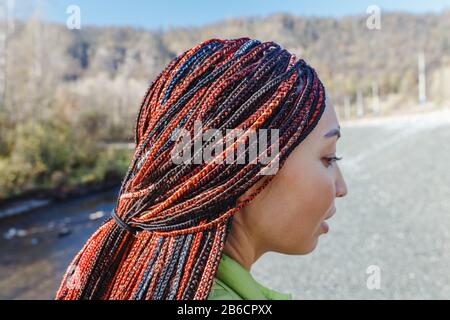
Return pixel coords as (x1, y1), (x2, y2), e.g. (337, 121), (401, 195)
(56, 37), (326, 300)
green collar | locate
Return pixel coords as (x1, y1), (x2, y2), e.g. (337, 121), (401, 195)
(215, 253), (293, 300)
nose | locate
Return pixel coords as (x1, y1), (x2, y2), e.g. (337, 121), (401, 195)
(334, 164), (347, 198)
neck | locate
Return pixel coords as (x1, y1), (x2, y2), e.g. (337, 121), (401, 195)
(222, 212), (264, 271)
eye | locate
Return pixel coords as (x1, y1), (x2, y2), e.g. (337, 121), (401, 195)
(323, 156), (343, 168)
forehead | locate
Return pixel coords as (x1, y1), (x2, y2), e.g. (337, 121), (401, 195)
(313, 101), (339, 136)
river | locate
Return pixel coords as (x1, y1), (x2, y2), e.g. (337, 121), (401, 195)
(0, 188), (119, 299)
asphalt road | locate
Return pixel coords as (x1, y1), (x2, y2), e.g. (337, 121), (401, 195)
(253, 108), (450, 299)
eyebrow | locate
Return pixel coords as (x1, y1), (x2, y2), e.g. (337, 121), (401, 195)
(324, 126), (341, 139)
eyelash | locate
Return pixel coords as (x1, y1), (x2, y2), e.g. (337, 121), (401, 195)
(324, 156), (343, 167)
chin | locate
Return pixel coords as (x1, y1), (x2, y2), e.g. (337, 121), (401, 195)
(297, 238), (319, 255)
(283, 238), (318, 255)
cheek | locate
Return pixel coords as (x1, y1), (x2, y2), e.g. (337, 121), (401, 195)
(261, 156), (335, 253)
(295, 162), (335, 227)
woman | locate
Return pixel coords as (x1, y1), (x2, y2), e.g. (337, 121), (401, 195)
(56, 37), (347, 300)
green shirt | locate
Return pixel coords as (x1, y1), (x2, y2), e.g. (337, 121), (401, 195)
(207, 253), (293, 300)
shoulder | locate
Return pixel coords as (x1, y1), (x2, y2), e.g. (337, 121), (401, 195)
(207, 278), (243, 300)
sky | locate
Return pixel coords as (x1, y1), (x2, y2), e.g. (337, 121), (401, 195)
(12, 0), (450, 30)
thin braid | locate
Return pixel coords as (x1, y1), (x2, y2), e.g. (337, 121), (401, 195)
(56, 37), (327, 300)
(134, 68), (300, 231)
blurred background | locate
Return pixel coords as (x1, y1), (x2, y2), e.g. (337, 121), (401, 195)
(0, 0), (449, 299)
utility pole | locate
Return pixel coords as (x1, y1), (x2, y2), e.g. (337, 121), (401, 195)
(344, 96), (351, 120)
(33, 0), (43, 81)
(372, 82), (380, 116)
(0, 0), (14, 107)
(418, 51), (427, 105)
(356, 89), (364, 118)
(0, 1), (6, 105)
(7, 0), (13, 34)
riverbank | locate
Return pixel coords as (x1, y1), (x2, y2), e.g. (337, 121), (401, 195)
(0, 179), (121, 220)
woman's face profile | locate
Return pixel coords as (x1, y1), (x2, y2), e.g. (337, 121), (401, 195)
(229, 102), (348, 259)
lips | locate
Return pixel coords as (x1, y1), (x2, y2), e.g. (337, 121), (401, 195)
(325, 208), (336, 221)
(321, 208), (336, 234)
(321, 221), (329, 233)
